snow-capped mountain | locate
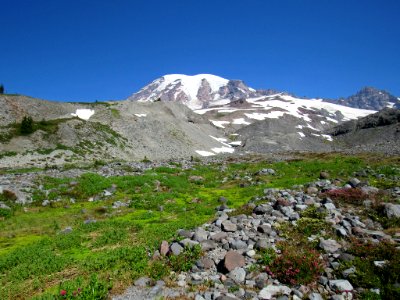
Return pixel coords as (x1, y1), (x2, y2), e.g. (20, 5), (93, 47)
(127, 74), (273, 110)
(127, 74), (376, 133)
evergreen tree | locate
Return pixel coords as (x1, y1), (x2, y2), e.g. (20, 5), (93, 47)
(20, 116), (34, 135)
(0, 84), (4, 94)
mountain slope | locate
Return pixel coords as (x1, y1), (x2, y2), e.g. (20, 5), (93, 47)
(329, 108), (400, 154)
(0, 94), (236, 167)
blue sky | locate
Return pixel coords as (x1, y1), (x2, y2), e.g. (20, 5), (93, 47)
(1, 0), (399, 102)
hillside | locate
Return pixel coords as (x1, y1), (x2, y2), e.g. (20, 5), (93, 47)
(0, 95), (235, 168)
(329, 108), (400, 155)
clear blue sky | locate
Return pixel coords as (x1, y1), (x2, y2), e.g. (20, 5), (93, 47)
(1, 0), (399, 102)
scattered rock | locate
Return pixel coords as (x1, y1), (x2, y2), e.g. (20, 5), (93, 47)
(134, 277), (151, 287)
(259, 285), (291, 300)
(348, 178), (361, 188)
(320, 171), (330, 179)
(259, 169), (276, 175)
(222, 251), (245, 272)
(189, 176), (204, 182)
(255, 239), (270, 251)
(253, 204), (273, 215)
(60, 227), (73, 234)
(0, 202), (11, 210)
(307, 187), (319, 195)
(319, 238), (341, 253)
(329, 279), (354, 292)
(308, 293), (324, 300)
(160, 240), (169, 256)
(170, 242), (184, 256)
(221, 220), (237, 232)
(196, 258), (215, 270)
(228, 267), (246, 283)
(383, 203), (400, 218)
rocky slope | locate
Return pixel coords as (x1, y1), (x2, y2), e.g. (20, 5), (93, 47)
(329, 108), (400, 155)
(0, 95), (234, 168)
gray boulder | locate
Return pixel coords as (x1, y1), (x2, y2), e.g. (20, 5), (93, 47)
(259, 285), (291, 299)
(383, 203), (400, 219)
(228, 267), (246, 283)
(319, 238), (341, 253)
(329, 279), (354, 292)
(222, 220), (237, 232)
(170, 242), (184, 255)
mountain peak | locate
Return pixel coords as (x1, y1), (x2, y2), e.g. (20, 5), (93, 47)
(357, 86), (387, 95)
(127, 74), (258, 109)
(339, 86), (400, 110)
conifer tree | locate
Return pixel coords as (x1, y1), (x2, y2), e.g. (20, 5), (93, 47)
(0, 84), (4, 94)
(20, 116), (34, 135)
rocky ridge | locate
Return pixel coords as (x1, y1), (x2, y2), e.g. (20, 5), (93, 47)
(334, 87), (400, 111)
(329, 108), (400, 155)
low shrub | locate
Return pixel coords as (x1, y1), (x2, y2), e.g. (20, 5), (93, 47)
(148, 260), (169, 280)
(343, 238), (400, 299)
(323, 188), (368, 205)
(148, 245), (201, 280)
(258, 248), (277, 266)
(2, 190), (17, 201)
(266, 243), (325, 285)
(296, 217), (328, 237)
(34, 274), (111, 299)
(300, 205), (327, 219)
(168, 245), (201, 273)
(0, 208), (12, 218)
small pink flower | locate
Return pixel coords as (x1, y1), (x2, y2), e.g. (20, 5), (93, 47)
(60, 290), (67, 296)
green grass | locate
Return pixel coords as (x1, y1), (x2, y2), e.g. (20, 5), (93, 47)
(0, 154), (399, 299)
(110, 108), (120, 118)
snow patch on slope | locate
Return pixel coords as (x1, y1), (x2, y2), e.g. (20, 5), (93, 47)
(195, 150), (215, 157)
(210, 120), (230, 128)
(71, 109), (95, 120)
(195, 135), (235, 156)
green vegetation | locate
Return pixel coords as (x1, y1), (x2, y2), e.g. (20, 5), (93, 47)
(20, 116), (34, 135)
(339, 239), (400, 299)
(0, 154), (399, 299)
(110, 108), (120, 118)
(0, 151), (18, 159)
(0, 117), (76, 143)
